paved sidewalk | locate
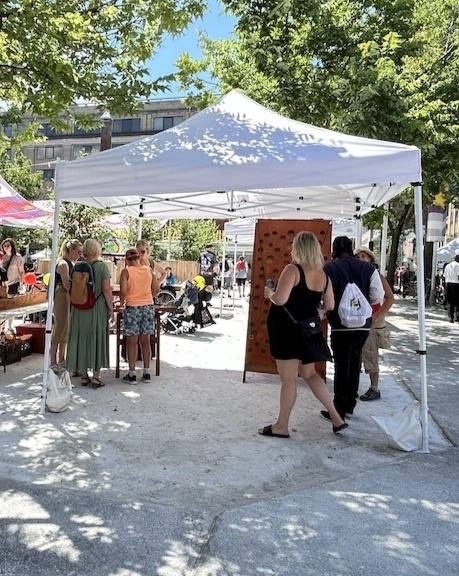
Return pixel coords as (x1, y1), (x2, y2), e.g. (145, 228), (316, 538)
(383, 297), (459, 446)
(0, 297), (457, 576)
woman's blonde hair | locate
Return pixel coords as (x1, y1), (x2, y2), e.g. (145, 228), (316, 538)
(135, 239), (150, 254)
(82, 239), (101, 261)
(58, 239), (81, 259)
(291, 231), (323, 269)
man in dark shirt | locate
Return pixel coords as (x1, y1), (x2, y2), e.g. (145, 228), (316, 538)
(197, 244), (217, 291)
(322, 236), (384, 420)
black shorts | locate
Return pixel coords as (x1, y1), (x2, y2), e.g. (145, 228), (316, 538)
(236, 278), (246, 286)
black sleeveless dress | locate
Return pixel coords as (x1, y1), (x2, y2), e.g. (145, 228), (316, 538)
(267, 264), (332, 364)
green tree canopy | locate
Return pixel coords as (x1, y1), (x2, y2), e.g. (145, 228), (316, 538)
(177, 0), (459, 281)
(179, 0), (459, 197)
(0, 0), (206, 145)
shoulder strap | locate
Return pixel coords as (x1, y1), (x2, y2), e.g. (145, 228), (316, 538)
(294, 263), (305, 284)
(282, 305), (297, 324)
(3, 254), (18, 272)
(321, 273), (329, 300)
(90, 261), (104, 301)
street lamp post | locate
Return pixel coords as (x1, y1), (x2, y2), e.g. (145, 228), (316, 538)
(100, 111), (113, 152)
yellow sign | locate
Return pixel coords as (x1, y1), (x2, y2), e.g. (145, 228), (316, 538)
(433, 192), (446, 207)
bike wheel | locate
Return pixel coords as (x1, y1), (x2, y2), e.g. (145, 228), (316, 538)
(154, 290), (176, 306)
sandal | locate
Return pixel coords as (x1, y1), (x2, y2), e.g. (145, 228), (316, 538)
(359, 388), (381, 401)
(91, 378), (105, 389)
(81, 377), (91, 387)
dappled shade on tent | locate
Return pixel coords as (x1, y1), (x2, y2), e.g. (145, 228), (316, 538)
(54, 90), (421, 222)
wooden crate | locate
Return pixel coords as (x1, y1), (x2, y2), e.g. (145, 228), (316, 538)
(3, 334), (33, 358)
(0, 291), (47, 311)
(0, 340), (22, 367)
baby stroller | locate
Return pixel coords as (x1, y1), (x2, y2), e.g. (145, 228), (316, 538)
(158, 276), (216, 335)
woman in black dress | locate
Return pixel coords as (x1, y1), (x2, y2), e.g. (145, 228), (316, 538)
(259, 231), (347, 437)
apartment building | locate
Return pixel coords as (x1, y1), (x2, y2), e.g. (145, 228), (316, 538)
(445, 204), (459, 241)
(5, 99), (195, 189)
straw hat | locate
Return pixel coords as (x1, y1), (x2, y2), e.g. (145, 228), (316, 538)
(354, 246), (376, 263)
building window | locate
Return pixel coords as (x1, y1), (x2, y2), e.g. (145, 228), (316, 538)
(152, 116), (183, 131)
(74, 126), (101, 136)
(73, 144), (100, 158)
(3, 124), (26, 137)
(112, 118), (141, 133)
(42, 169), (55, 181)
(38, 123), (56, 137)
(36, 146), (63, 161)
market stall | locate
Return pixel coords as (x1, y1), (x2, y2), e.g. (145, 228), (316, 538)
(47, 90), (427, 448)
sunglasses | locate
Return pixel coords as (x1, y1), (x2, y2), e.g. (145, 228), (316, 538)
(139, 249), (146, 254)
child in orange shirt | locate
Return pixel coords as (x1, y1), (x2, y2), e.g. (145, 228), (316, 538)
(119, 248), (160, 383)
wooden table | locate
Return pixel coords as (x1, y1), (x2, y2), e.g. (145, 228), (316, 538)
(114, 305), (176, 378)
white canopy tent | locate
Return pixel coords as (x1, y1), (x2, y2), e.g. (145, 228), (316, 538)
(436, 237), (459, 266)
(45, 90), (428, 450)
(55, 90), (420, 220)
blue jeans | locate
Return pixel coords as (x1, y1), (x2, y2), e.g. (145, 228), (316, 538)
(330, 330), (369, 418)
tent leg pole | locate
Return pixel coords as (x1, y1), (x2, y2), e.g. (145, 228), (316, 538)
(233, 240), (237, 307)
(137, 218), (143, 241)
(41, 198), (61, 414)
(414, 184), (429, 453)
(355, 218), (363, 246)
(380, 203), (389, 276)
(220, 243), (225, 317)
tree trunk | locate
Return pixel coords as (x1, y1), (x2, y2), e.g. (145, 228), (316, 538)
(387, 204), (415, 289)
(424, 241), (434, 285)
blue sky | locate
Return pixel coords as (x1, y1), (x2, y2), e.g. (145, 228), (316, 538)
(147, 0), (236, 97)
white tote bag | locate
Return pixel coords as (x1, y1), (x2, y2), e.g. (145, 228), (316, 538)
(46, 369), (72, 413)
(371, 401), (422, 452)
(338, 282), (373, 328)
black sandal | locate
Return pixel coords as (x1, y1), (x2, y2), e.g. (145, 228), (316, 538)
(81, 377), (91, 387)
(258, 424), (290, 438)
(91, 378), (105, 389)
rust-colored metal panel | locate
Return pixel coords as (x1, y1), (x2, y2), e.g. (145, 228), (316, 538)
(243, 219), (332, 380)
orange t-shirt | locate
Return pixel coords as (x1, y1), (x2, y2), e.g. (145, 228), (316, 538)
(125, 266), (154, 307)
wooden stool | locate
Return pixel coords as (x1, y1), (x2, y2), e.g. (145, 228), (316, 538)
(114, 306), (175, 378)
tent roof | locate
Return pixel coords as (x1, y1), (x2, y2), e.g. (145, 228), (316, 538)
(55, 90), (421, 220)
(0, 177), (51, 226)
(437, 237), (459, 262)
